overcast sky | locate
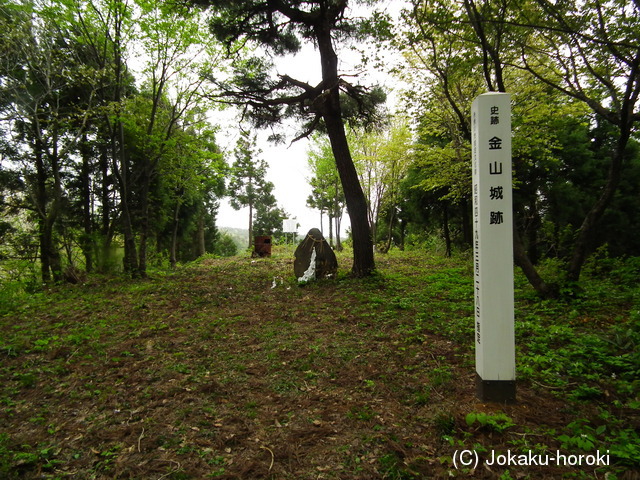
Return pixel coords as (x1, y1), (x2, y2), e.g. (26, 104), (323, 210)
(215, 42), (326, 236)
(215, 1), (406, 237)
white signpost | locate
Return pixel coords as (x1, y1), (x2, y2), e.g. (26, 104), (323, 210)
(282, 218), (298, 233)
(282, 218), (298, 244)
(471, 92), (516, 403)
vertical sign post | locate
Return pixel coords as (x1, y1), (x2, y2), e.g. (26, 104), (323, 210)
(471, 92), (516, 403)
(283, 218), (298, 245)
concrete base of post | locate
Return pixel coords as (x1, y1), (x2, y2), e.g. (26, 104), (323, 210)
(475, 374), (516, 403)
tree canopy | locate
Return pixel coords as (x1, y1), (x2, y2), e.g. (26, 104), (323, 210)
(189, 0), (390, 276)
(1, 0), (639, 294)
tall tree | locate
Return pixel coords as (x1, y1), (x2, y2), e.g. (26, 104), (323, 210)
(228, 131), (273, 248)
(124, 0), (217, 276)
(306, 135), (346, 249)
(71, 0), (139, 274)
(253, 193), (288, 239)
(405, 0), (640, 289)
(401, 0), (557, 296)
(514, 0), (640, 281)
(0, 0), (100, 282)
(374, 118), (413, 253)
(191, 0), (387, 276)
(157, 123), (226, 268)
(349, 119), (412, 250)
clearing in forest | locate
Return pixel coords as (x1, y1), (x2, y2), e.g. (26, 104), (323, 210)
(1, 247), (638, 479)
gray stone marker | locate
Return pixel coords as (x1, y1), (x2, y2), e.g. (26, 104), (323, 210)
(294, 228), (338, 282)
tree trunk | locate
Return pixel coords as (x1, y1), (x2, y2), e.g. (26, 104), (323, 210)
(111, 122), (138, 276)
(335, 210), (343, 252)
(34, 133), (51, 283)
(328, 213), (334, 247)
(34, 120), (62, 283)
(461, 199), (472, 247)
(196, 210), (206, 257)
(170, 200), (181, 269)
(100, 145), (111, 239)
(334, 177), (343, 251)
(80, 135), (93, 273)
(37, 221), (52, 282)
(113, 6), (139, 277)
(50, 124), (64, 282)
(324, 113), (374, 276)
(382, 207), (395, 254)
(98, 145), (115, 272)
(137, 165), (151, 277)
(513, 224), (555, 297)
(248, 202), (253, 249)
(527, 201), (541, 265)
(43, 221), (62, 283)
(442, 203), (452, 258)
(109, 10), (138, 277)
(567, 129), (629, 281)
(316, 27), (374, 276)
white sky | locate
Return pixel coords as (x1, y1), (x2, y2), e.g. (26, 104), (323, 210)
(215, 42), (326, 236)
(215, 1), (407, 237)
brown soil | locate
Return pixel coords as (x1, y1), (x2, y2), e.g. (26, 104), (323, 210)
(0, 251), (637, 479)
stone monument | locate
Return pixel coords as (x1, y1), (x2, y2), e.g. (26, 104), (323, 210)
(294, 228), (338, 282)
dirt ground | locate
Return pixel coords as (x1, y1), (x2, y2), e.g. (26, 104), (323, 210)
(1, 250), (638, 479)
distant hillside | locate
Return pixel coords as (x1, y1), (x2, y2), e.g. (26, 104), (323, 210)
(219, 227), (250, 251)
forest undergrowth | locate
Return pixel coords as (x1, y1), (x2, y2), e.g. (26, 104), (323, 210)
(0, 246), (638, 479)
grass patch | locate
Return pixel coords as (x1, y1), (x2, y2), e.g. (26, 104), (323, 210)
(0, 246), (638, 478)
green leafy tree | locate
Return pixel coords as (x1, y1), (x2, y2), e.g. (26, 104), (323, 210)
(0, 0), (102, 282)
(157, 124), (226, 268)
(228, 131), (275, 248)
(121, 0), (220, 277)
(212, 233), (238, 257)
(399, 0), (640, 293)
(349, 119), (413, 251)
(0, 0), (229, 281)
(71, 0), (139, 274)
(63, 0), (138, 274)
(391, 13), (482, 254)
(306, 136), (346, 249)
(190, 0), (388, 276)
(513, 0), (640, 280)
(253, 193), (289, 239)
(373, 118), (413, 253)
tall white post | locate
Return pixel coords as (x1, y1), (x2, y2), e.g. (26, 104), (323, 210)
(471, 93), (516, 403)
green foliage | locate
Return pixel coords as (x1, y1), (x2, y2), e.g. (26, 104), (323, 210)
(0, 249), (638, 477)
(348, 118), (414, 248)
(0, 0), (227, 282)
(306, 134), (346, 242)
(0, 434), (63, 478)
(465, 412), (515, 433)
(0, 247), (43, 313)
(347, 405), (377, 421)
(557, 418), (640, 466)
(378, 451), (420, 480)
(394, 0), (640, 289)
(211, 233), (238, 257)
(0, 434), (14, 479)
(433, 412), (456, 438)
(227, 130), (286, 241)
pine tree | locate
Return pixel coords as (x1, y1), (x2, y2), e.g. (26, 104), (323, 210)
(228, 131), (273, 248)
